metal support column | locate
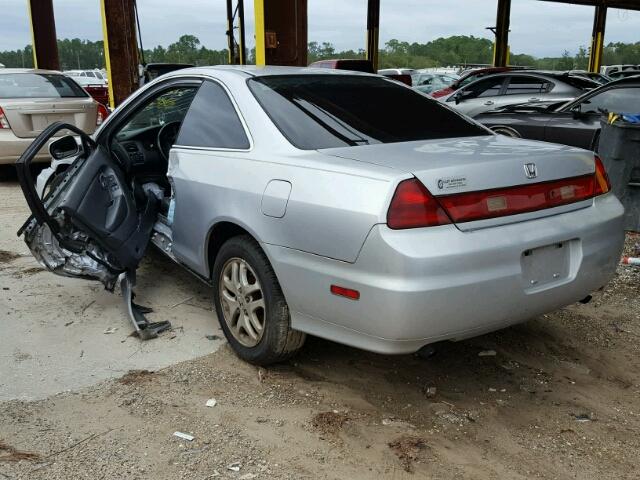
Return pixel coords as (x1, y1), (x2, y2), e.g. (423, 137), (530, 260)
(492, 0), (511, 67)
(227, 0), (247, 65)
(588, 5), (607, 73)
(254, 0), (266, 65)
(226, 0), (236, 64)
(254, 0), (307, 66)
(100, 0), (139, 108)
(238, 0), (247, 65)
(27, 0), (59, 70)
(366, 0), (380, 71)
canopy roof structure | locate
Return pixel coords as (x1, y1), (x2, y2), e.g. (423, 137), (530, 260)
(541, 0), (640, 8)
(25, 0), (640, 107)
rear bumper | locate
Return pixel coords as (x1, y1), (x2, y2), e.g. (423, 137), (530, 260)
(0, 130), (50, 165)
(266, 193), (625, 354)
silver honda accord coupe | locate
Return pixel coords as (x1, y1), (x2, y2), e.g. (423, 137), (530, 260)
(16, 66), (625, 365)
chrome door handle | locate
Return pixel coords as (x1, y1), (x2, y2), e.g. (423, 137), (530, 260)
(484, 100), (494, 106)
(528, 97), (541, 101)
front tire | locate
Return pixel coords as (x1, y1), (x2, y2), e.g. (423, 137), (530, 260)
(212, 235), (305, 365)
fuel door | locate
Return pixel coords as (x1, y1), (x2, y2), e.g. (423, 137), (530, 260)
(261, 180), (292, 218)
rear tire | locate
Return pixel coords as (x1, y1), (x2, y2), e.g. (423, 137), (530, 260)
(212, 235), (305, 365)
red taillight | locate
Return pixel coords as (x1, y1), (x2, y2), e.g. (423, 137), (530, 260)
(438, 174), (600, 224)
(0, 107), (10, 129)
(96, 103), (109, 126)
(594, 155), (611, 195)
(387, 179), (452, 229)
(431, 87), (454, 98)
(330, 285), (360, 300)
(388, 157), (610, 228)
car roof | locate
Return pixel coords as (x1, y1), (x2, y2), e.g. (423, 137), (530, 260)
(0, 68), (63, 75)
(166, 65), (377, 78)
(460, 66), (514, 76)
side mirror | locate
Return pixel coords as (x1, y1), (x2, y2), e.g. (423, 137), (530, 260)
(571, 102), (588, 119)
(49, 135), (80, 160)
(571, 105), (582, 119)
(453, 90), (472, 104)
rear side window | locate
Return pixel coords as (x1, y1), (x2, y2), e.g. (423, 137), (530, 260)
(505, 76), (548, 95)
(176, 80), (250, 149)
(248, 75), (488, 150)
(0, 73), (87, 99)
(451, 77), (504, 101)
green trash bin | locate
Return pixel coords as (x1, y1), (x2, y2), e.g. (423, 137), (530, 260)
(598, 116), (640, 232)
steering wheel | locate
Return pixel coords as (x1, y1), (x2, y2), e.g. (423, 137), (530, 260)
(157, 121), (182, 162)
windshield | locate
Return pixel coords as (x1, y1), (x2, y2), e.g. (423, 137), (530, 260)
(248, 75), (488, 150)
(0, 73), (87, 99)
(574, 86), (640, 114)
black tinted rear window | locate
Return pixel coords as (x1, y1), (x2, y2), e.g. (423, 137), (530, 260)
(248, 75), (488, 150)
(0, 73), (87, 99)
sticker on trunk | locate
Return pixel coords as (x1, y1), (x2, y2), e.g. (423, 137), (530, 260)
(437, 176), (467, 190)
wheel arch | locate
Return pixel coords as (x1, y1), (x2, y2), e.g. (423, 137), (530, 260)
(205, 219), (263, 278)
(489, 125), (522, 138)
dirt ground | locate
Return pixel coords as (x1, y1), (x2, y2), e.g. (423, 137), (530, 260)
(1, 173), (640, 479)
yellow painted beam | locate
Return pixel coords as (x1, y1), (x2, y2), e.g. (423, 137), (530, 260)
(588, 5), (607, 73)
(26, 0), (38, 68)
(493, 0), (511, 67)
(99, 0), (115, 109)
(254, 0), (266, 65)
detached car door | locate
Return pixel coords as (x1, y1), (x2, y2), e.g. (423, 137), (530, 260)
(16, 122), (158, 290)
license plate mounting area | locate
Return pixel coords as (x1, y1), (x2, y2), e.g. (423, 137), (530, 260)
(521, 240), (577, 293)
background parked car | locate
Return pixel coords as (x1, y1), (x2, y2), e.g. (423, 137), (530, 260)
(601, 64), (640, 76)
(608, 69), (640, 80)
(378, 68), (416, 77)
(0, 69), (100, 167)
(440, 71), (599, 117)
(308, 59), (374, 73)
(64, 69), (108, 85)
(138, 63), (195, 86)
(67, 74), (110, 108)
(411, 72), (459, 94)
(474, 76), (640, 151)
(430, 66), (522, 98)
(567, 70), (612, 85)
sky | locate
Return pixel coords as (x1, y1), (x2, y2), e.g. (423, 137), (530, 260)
(1, 0), (638, 58)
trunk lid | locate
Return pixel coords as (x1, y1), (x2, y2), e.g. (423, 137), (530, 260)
(321, 135), (596, 229)
(0, 97), (97, 138)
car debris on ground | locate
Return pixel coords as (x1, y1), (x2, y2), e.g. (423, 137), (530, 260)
(173, 432), (195, 442)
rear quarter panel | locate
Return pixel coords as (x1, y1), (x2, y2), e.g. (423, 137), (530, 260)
(169, 148), (397, 277)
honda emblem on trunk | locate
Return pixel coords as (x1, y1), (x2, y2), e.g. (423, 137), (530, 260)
(524, 163), (538, 179)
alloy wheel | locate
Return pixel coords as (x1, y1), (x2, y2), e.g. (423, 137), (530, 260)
(218, 257), (266, 347)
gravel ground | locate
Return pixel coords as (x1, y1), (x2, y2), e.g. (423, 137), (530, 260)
(1, 175), (639, 479)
